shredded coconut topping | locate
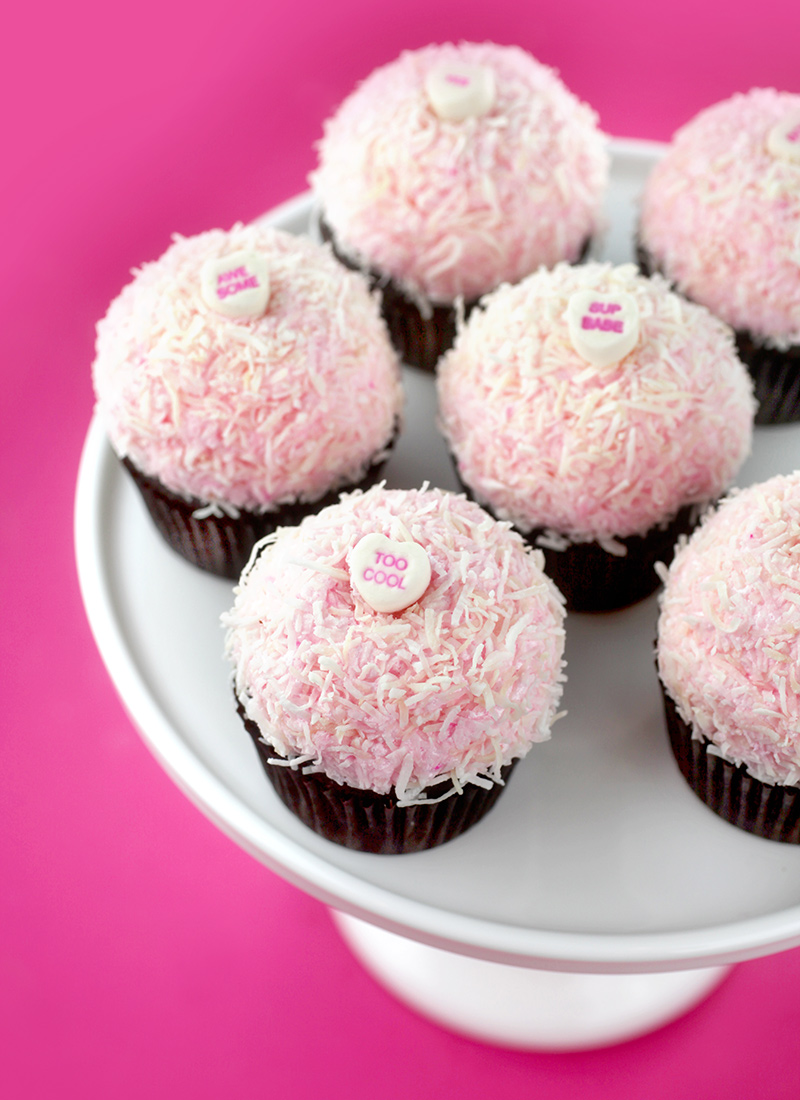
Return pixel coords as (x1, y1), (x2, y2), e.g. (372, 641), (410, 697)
(311, 42), (609, 305)
(437, 262), (755, 542)
(639, 88), (800, 345)
(92, 224), (403, 511)
(222, 486), (566, 802)
(658, 472), (800, 788)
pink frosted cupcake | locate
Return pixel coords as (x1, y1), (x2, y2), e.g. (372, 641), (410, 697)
(437, 262), (756, 612)
(92, 223), (403, 578)
(312, 42), (609, 371)
(223, 485), (566, 853)
(638, 89), (800, 423)
(657, 472), (800, 842)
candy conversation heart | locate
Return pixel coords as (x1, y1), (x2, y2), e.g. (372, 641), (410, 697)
(566, 290), (640, 368)
(424, 62), (496, 122)
(349, 533), (431, 613)
(767, 115), (800, 163)
(200, 249), (270, 319)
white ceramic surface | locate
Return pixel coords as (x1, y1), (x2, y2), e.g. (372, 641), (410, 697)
(333, 911), (730, 1050)
(76, 140), (800, 975)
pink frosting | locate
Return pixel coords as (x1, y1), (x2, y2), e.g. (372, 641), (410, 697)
(437, 262), (756, 544)
(657, 472), (800, 788)
(223, 486), (566, 802)
(311, 42), (609, 307)
(92, 224), (403, 512)
(639, 88), (800, 346)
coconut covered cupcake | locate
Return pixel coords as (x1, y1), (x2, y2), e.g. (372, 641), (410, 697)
(223, 485), (566, 853)
(437, 262), (756, 612)
(657, 472), (800, 842)
(312, 42), (609, 371)
(92, 223), (403, 578)
(638, 89), (800, 424)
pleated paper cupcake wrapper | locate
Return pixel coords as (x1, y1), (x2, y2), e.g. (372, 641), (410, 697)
(321, 215), (591, 374)
(733, 333), (800, 425)
(528, 504), (700, 613)
(122, 442), (394, 580)
(452, 463), (701, 612)
(373, 279), (463, 375)
(661, 683), (800, 844)
(319, 216), (467, 373)
(237, 700), (514, 854)
(636, 238), (800, 426)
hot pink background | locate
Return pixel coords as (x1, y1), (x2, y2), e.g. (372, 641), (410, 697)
(3, 2), (800, 1096)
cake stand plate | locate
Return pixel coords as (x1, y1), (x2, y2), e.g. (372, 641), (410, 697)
(332, 911), (728, 1050)
(76, 140), (800, 1049)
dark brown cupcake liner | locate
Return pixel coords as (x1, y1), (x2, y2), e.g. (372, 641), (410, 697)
(321, 215), (590, 374)
(236, 697), (515, 854)
(661, 682), (800, 843)
(451, 462), (702, 612)
(319, 216), (473, 372)
(732, 333), (800, 425)
(633, 237), (657, 279)
(528, 505), (701, 613)
(122, 435), (395, 580)
(636, 238), (800, 426)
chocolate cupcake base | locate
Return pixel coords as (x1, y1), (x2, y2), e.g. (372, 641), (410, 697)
(237, 699), (515, 854)
(636, 239), (800, 426)
(661, 684), (800, 843)
(319, 216), (475, 372)
(321, 216), (590, 373)
(452, 461), (701, 612)
(732, 333), (800, 425)
(528, 505), (701, 613)
(122, 441), (394, 580)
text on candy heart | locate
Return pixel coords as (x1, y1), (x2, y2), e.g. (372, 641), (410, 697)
(581, 300), (625, 334)
(349, 532), (432, 612)
(215, 266), (261, 300)
(360, 549), (409, 589)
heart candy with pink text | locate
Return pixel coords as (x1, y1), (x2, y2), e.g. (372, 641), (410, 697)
(424, 62), (496, 122)
(200, 250), (270, 319)
(566, 290), (640, 368)
(349, 533), (432, 613)
(767, 115), (800, 164)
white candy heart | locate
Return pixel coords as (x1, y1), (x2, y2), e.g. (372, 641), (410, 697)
(349, 533), (431, 613)
(424, 62), (496, 122)
(566, 290), (640, 368)
(767, 115), (800, 164)
(200, 249), (270, 319)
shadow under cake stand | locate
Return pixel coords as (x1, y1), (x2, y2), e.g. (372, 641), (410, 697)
(75, 144), (800, 1050)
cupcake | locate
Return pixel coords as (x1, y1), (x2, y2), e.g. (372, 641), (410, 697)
(638, 89), (800, 424)
(311, 42), (609, 372)
(437, 262), (756, 612)
(657, 472), (800, 842)
(222, 485), (566, 853)
(92, 223), (403, 578)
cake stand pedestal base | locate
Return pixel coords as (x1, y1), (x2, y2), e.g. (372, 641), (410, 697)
(332, 911), (730, 1051)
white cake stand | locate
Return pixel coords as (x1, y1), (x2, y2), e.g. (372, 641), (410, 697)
(75, 142), (800, 1050)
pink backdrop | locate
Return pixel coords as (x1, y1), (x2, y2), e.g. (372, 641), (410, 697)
(4, 2), (800, 1096)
